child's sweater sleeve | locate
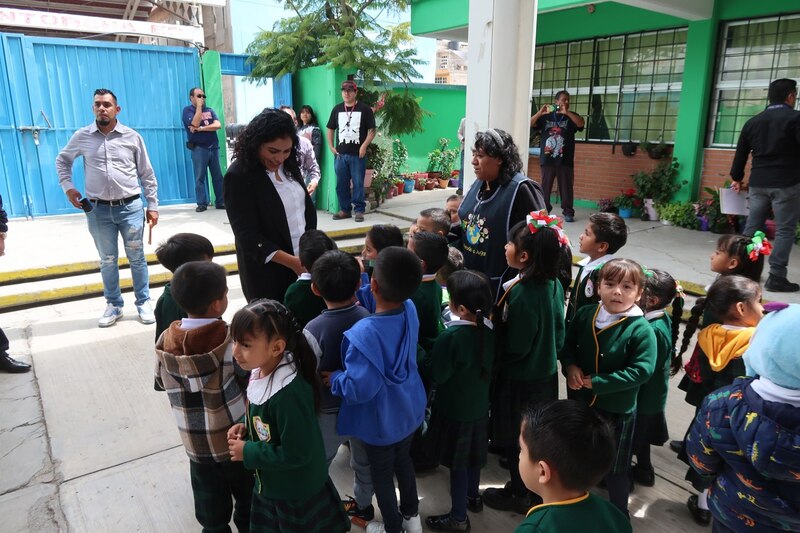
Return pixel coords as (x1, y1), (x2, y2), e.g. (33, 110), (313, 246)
(558, 310), (583, 371)
(591, 323), (656, 394)
(330, 342), (383, 405)
(429, 332), (457, 386)
(502, 289), (539, 365)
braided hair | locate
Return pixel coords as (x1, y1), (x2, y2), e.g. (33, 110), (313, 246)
(639, 269), (684, 376)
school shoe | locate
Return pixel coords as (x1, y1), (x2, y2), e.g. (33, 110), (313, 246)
(0, 353), (31, 373)
(98, 304), (124, 327)
(669, 440), (683, 454)
(764, 275), (800, 293)
(195, 205), (207, 212)
(687, 494), (711, 526)
(482, 483), (537, 515)
(467, 496), (483, 513)
(342, 497), (375, 522)
(402, 514), (423, 533)
(631, 464), (655, 487)
(332, 210), (351, 220)
(136, 300), (156, 325)
(425, 513), (470, 531)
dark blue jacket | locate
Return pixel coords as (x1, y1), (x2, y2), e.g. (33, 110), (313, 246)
(687, 377), (800, 533)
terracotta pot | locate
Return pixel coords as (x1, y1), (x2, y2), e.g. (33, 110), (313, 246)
(438, 178), (450, 189)
(425, 180), (436, 190)
(395, 184), (403, 195)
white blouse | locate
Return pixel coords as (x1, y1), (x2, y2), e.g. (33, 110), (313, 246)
(266, 165), (306, 260)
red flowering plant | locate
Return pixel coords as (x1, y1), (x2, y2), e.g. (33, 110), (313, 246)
(613, 189), (642, 210)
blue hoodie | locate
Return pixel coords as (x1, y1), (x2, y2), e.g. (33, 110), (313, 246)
(330, 299), (426, 446)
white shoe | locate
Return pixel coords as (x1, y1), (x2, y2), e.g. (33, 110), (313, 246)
(136, 300), (155, 325)
(402, 514), (422, 533)
(98, 304), (123, 327)
(366, 522), (387, 533)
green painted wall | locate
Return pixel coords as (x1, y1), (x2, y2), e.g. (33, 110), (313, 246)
(200, 51), (226, 206)
(718, 0), (800, 20)
(410, 0), (468, 36)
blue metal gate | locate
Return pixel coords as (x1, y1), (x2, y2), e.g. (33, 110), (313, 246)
(0, 33), (201, 217)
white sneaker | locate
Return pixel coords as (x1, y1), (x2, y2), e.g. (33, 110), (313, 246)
(366, 522), (387, 533)
(136, 300), (155, 325)
(98, 304), (123, 327)
(402, 514), (422, 533)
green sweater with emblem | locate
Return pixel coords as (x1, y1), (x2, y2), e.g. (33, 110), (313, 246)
(411, 278), (444, 354)
(423, 324), (495, 422)
(284, 278), (327, 328)
(243, 373), (327, 500)
(566, 265), (602, 326)
(515, 492), (632, 533)
(559, 304), (657, 414)
(637, 313), (673, 415)
(497, 278), (565, 381)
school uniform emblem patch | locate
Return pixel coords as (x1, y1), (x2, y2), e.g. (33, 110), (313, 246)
(253, 417), (271, 442)
(585, 279), (594, 298)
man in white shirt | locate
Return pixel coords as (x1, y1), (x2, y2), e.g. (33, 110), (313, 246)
(55, 89), (159, 327)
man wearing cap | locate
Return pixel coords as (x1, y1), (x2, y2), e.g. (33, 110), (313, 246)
(183, 87), (224, 213)
(326, 80), (376, 222)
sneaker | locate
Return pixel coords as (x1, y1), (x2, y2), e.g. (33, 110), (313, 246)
(354, 212), (365, 222)
(136, 300), (156, 325)
(366, 522), (387, 533)
(425, 513), (470, 532)
(687, 494), (711, 526)
(332, 210), (351, 220)
(98, 304), (123, 327)
(402, 514), (423, 533)
(342, 497), (375, 522)
(631, 464), (655, 487)
(482, 483), (536, 515)
(195, 205), (207, 212)
(467, 496), (483, 513)
(764, 274), (800, 293)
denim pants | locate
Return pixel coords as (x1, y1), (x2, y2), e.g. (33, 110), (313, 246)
(743, 182), (800, 278)
(85, 197), (150, 307)
(192, 146), (225, 207)
(334, 153), (366, 214)
(318, 414), (374, 509)
(363, 433), (418, 533)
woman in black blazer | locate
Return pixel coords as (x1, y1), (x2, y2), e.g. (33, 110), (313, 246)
(224, 109), (317, 302)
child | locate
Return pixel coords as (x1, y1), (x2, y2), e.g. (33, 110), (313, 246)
(566, 213), (628, 325)
(408, 231), (450, 354)
(284, 229), (337, 328)
(484, 212), (567, 515)
(422, 270), (495, 532)
(154, 232), (214, 341)
(445, 194), (462, 225)
(325, 246), (427, 533)
(154, 261), (252, 532)
(303, 250), (374, 523)
(437, 247), (465, 317)
(515, 400), (632, 533)
(687, 304), (800, 533)
(410, 207), (451, 238)
(676, 275), (763, 526)
(226, 299), (348, 533)
(357, 224), (404, 312)
(630, 268), (683, 488)
(559, 258), (657, 517)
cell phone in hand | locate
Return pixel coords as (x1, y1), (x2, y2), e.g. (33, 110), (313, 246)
(80, 198), (93, 213)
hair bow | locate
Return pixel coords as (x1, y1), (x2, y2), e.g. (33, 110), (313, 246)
(526, 210), (570, 247)
(641, 265), (654, 278)
(747, 231), (772, 261)
(675, 280), (684, 296)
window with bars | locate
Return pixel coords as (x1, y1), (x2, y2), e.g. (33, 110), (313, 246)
(439, 55), (449, 69)
(435, 76), (448, 84)
(531, 28), (687, 145)
(708, 15), (800, 147)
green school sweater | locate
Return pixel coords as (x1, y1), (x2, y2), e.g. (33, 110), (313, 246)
(284, 279), (327, 328)
(559, 304), (657, 414)
(424, 324), (495, 422)
(637, 313), (673, 415)
(497, 279), (565, 380)
(411, 277), (444, 353)
(243, 373), (327, 500)
(155, 282), (187, 342)
(565, 257), (610, 326)
(515, 492), (632, 533)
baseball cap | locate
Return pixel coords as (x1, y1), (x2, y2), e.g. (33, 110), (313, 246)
(341, 80), (357, 91)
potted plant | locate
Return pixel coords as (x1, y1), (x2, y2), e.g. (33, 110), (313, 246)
(427, 138), (459, 183)
(621, 141), (638, 157)
(613, 189), (641, 219)
(632, 158), (685, 221)
(401, 175), (414, 194)
(597, 198), (618, 214)
(701, 187), (731, 234)
(425, 178), (437, 190)
(416, 177), (427, 191)
(449, 170), (460, 188)
(640, 139), (670, 160)
(658, 202), (700, 229)
(388, 139), (408, 179)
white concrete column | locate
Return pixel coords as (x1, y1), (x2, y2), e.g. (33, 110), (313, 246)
(463, 0), (538, 192)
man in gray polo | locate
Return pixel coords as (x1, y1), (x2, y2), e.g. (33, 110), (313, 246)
(56, 88), (159, 326)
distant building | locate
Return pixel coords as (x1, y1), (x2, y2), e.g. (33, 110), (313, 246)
(434, 40), (467, 85)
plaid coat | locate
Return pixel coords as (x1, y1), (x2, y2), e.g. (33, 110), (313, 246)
(155, 320), (248, 463)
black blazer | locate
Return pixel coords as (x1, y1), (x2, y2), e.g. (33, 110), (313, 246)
(223, 160), (317, 303)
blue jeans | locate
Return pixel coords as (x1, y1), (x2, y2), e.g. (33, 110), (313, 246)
(85, 197), (150, 307)
(743, 182), (800, 279)
(192, 146), (224, 207)
(363, 433), (418, 533)
(334, 153), (366, 214)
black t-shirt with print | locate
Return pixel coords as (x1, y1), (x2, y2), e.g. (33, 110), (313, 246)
(326, 101), (376, 156)
(535, 112), (583, 167)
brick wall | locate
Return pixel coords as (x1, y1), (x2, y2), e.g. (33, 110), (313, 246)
(698, 148), (751, 196)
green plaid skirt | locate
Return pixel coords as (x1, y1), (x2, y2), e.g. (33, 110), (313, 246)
(250, 477), (350, 533)
(596, 409), (637, 476)
(426, 411), (488, 470)
(490, 373), (558, 447)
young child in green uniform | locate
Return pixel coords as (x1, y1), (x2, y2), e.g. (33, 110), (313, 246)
(408, 231), (449, 354)
(484, 212), (568, 515)
(630, 268), (683, 488)
(515, 400), (632, 533)
(357, 224), (404, 312)
(283, 229), (336, 328)
(227, 300), (348, 533)
(422, 270), (495, 532)
(559, 258), (657, 517)
(566, 213), (628, 326)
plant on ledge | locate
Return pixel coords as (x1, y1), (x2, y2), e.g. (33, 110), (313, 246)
(657, 202), (700, 229)
(631, 158), (685, 204)
(596, 198), (617, 213)
(613, 189), (642, 210)
(427, 138), (459, 177)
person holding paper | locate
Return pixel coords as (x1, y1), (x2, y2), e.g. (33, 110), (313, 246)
(730, 78), (800, 293)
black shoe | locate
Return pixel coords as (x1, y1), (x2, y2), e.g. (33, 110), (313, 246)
(687, 495), (711, 526)
(631, 464), (655, 487)
(341, 497), (375, 522)
(215, 204), (225, 210)
(669, 440), (683, 454)
(425, 513), (470, 532)
(332, 210), (351, 220)
(467, 496), (483, 513)
(354, 212), (365, 222)
(195, 205), (207, 212)
(0, 353), (31, 373)
(498, 455), (509, 470)
(482, 483), (536, 515)
(765, 274), (800, 293)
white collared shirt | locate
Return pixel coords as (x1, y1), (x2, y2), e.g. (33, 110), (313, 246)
(577, 254), (614, 283)
(595, 304), (643, 329)
(265, 165), (306, 263)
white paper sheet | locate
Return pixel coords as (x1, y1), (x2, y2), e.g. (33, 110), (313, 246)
(719, 188), (749, 215)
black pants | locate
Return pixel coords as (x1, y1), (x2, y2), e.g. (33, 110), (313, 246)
(540, 165), (575, 217)
(189, 459), (254, 533)
(363, 433), (419, 533)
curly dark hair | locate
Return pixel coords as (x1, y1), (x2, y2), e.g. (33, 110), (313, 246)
(472, 128), (522, 185)
(232, 108), (303, 185)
